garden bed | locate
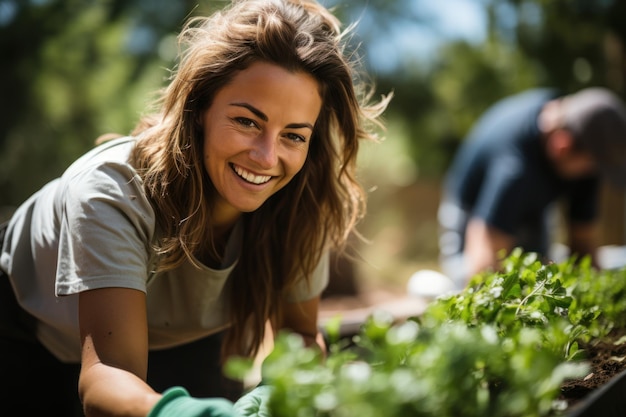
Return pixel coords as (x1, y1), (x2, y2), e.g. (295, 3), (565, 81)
(319, 311), (626, 416)
(236, 251), (626, 417)
(562, 332), (626, 416)
(318, 273), (626, 415)
(321, 308), (626, 415)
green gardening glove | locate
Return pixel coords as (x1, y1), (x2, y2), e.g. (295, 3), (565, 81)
(148, 386), (240, 417)
(233, 385), (273, 417)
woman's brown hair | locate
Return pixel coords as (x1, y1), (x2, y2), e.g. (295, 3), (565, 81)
(129, 0), (391, 357)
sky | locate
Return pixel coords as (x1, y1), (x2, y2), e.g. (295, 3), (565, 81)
(350, 0), (489, 74)
(417, 0), (487, 43)
(0, 0), (489, 74)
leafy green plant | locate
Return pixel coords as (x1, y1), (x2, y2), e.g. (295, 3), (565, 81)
(228, 250), (626, 417)
(249, 318), (586, 417)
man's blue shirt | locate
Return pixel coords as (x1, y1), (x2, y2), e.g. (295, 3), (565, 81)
(443, 88), (599, 254)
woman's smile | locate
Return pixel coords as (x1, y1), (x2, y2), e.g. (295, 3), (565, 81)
(231, 163), (272, 185)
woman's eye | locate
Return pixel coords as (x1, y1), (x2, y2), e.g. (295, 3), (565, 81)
(285, 132), (306, 143)
(234, 117), (257, 128)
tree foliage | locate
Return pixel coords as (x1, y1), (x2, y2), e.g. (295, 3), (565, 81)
(0, 0), (204, 208)
(1, 0), (624, 210)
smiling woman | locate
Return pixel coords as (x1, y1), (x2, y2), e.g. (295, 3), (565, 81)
(201, 61), (322, 218)
(0, 0), (391, 416)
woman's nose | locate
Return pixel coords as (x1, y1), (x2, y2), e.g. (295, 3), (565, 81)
(249, 133), (278, 168)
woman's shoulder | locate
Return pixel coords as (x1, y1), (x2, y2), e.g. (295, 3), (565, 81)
(62, 136), (137, 180)
(57, 136), (153, 220)
(56, 137), (142, 195)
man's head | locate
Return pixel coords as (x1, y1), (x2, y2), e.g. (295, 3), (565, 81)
(560, 87), (626, 187)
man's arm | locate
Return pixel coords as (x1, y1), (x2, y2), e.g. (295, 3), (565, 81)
(463, 217), (516, 285)
(568, 221), (599, 267)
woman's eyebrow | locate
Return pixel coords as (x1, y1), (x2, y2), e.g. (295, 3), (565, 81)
(230, 102), (314, 131)
(231, 102), (268, 121)
(286, 122), (314, 131)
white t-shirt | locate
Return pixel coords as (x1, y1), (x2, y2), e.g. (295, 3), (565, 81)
(0, 137), (329, 362)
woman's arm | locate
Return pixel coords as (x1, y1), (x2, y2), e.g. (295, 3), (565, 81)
(280, 295), (326, 355)
(78, 288), (238, 417)
(78, 287), (160, 417)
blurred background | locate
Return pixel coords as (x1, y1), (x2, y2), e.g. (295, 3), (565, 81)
(1, 0), (625, 298)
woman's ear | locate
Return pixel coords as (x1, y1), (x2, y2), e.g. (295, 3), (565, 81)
(196, 111), (205, 128)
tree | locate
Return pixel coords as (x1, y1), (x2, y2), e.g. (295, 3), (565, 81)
(0, 0), (202, 208)
(1, 0), (625, 208)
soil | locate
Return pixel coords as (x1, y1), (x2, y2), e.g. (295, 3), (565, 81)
(559, 331), (626, 408)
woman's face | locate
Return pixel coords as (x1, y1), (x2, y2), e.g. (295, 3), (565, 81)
(202, 61), (322, 225)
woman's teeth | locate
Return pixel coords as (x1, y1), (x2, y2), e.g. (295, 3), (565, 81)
(233, 165), (271, 184)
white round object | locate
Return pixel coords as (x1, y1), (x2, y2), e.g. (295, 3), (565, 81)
(406, 269), (458, 298)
